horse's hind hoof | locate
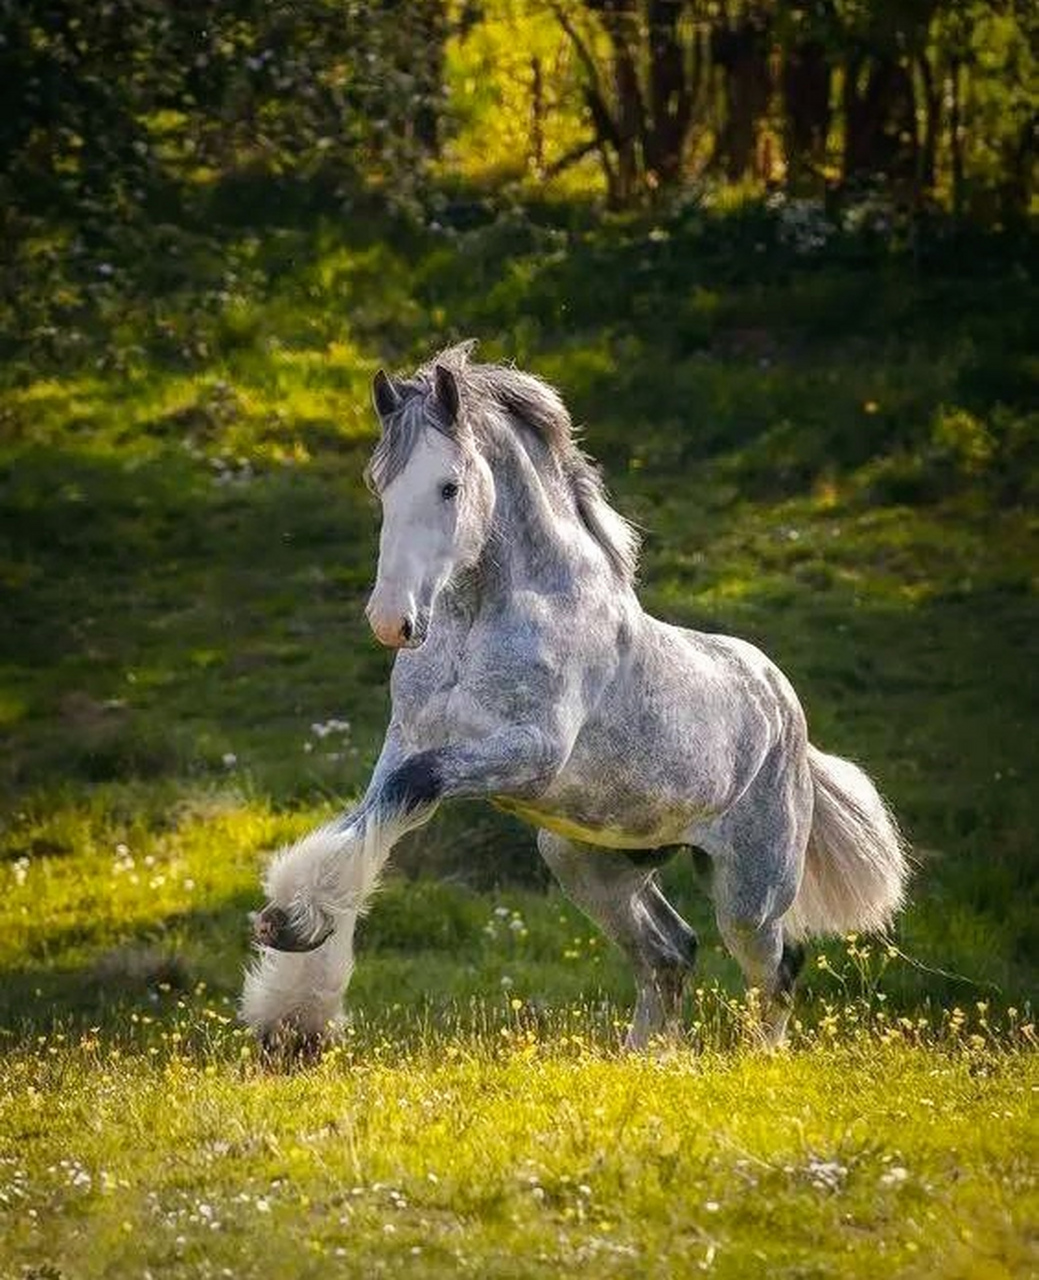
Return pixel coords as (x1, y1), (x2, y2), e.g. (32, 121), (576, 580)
(253, 903), (335, 952)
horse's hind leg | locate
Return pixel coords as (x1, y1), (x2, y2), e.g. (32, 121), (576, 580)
(714, 900), (805, 1048)
(537, 830), (697, 1050)
(707, 748), (812, 1047)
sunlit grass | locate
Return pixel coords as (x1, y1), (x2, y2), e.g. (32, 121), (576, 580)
(1, 998), (1036, 1278)
(7, 781), (1030, 1276)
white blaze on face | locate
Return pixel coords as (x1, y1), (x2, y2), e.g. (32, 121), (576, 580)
(366, 431), (466, 648)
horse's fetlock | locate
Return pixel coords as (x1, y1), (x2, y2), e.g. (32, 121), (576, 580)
(655, 937), (697, 976)
(777, 941), (806, 994)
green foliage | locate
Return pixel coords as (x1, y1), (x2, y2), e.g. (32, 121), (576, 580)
(2, 0), (1032, 229)
(0, 0), (447, 236)
(0, 200), (1035, 978)
(444, 1), (596, 194)
(509, 0), (1037, 215)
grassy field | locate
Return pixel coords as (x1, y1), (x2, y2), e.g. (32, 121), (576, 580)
(2, 1015), (1036, 1279)
(1, 193), (1037, 1276)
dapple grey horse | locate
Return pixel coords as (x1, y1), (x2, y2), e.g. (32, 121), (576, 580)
(242, 343), (907, 1049)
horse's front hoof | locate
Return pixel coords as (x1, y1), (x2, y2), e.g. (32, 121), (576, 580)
(253, 903), (335, 952)
(258, 1024), (329, 1069)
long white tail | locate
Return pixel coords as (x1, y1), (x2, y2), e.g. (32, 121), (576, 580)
(784, 746), (909, 941)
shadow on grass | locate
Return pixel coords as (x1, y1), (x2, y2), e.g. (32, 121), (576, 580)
(0, 890), (254, 1031)
(0, 438), (391, 797)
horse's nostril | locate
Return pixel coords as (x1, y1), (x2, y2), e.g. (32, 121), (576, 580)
(400, 617), (413, 642)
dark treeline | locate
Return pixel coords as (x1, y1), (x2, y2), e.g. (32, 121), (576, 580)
(550, 0), (1035, 217)
(0, 0), (1033, 227)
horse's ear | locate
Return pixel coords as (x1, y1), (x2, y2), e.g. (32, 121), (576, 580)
(372, 369), (401, 419)
(433, 364), (461, 427)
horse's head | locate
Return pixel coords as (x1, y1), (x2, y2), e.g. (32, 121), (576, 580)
(364, 364), (494, 649)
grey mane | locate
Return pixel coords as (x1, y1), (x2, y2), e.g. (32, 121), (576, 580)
(367, 342), (640, 583)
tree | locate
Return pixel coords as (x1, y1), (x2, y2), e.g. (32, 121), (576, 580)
(0, 0), (452, 221)
(550, 0), (709, 205)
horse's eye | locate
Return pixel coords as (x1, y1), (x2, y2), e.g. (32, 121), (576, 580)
(440, 481), (459, 501)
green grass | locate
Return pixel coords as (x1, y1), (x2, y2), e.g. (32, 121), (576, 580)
(2, 1011), (1037, 1278)
(1, 192), (1037, 1275)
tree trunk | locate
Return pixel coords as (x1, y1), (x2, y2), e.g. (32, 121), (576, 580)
(411, 0), (446, 156)
(917, 51), (939, 195)
(601, 0), (645, 203)
(530, 56), (545, 175)
(949, 57), (964, 221)
(1000, 111), (1036, 224)
(644, 0), (691, 188)
(782, 36), (830, 191)
(713, 15), (773, 183)
(844, 53), (917, 189)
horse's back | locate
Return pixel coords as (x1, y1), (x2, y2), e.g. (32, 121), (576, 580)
(627, 612), (806, 750)
(528, 609), (808, 846)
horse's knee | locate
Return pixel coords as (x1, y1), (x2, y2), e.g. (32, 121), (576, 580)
(382, 753), (443, 815)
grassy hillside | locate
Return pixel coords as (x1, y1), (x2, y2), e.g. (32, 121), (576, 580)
(1, 193), (1036, 1276)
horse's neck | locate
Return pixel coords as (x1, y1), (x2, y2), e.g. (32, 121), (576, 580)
(480, 435), (600, 598)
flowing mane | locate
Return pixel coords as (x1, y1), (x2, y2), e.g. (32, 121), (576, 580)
(367, 342), (640, 583)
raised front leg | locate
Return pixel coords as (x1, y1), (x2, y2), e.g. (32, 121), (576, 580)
(538, 831), (698, 1050)
(241, 795), (423, 1046)
(241, 724), (566, 1045)
(256, 723), (563, 950)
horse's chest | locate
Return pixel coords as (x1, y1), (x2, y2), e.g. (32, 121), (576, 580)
(411, 688), (497, 744)
(393, 631), (547, 749)
(394, 665), (501, 749)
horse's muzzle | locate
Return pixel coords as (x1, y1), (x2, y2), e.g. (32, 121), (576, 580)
(365, 603), (429, 649)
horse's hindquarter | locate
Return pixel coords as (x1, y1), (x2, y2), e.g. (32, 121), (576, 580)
(523, 614), (805, 848)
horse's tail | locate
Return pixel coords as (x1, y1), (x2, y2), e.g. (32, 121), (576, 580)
(783, 746), (909, 941)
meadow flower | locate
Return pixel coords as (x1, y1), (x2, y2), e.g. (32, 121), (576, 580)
(806, 1157), (847, 1192)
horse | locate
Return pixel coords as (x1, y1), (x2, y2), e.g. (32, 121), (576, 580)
(241, 342), (908, 1051)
